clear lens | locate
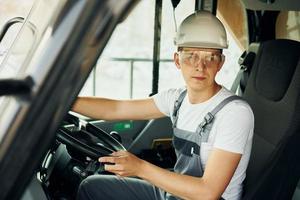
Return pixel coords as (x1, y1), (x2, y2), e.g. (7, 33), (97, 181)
(179, 51), (222, 67)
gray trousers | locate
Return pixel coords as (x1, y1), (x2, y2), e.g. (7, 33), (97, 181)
(77, 175), (165, 200)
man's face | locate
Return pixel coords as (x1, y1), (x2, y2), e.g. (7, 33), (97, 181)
(174, 47), (224, 92)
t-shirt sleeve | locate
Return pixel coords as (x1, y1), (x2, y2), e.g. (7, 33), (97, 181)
(152, 88), (183, 117)
(213, 102), (254, 154)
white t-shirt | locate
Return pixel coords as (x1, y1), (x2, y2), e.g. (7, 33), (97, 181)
(153, 87), (254, 200)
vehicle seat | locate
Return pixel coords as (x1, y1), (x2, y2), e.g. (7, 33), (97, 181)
(242, 39), (300, 199)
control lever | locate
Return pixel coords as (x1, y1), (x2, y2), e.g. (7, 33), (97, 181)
(109, 131), (122, 143)
(97, 162), (115, 174)
(76, 161), (110, 176)
(73, 160), (115, 177)
(73, 165), (88, 178)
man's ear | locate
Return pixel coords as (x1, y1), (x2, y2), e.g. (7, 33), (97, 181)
(217, 55), (225, 72)
(174, 52), (181, 69)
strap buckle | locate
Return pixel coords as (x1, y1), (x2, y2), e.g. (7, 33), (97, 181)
(204, 112), (214, 124)
(198, 112), (214, 135)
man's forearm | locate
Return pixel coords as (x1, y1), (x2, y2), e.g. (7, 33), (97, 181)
(72, 97), (119, 120)
(72, 97), (165, 120)
(138, 161), (215, 200)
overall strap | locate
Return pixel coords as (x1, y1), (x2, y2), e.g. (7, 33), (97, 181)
(197, 95), (244, 137)
(172, 89), (187, 128)
(211, 95), (243, 115)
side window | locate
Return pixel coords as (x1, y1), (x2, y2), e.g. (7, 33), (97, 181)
(80, 1), (155, 99)
(159, 0), (193, 91)
(80, 1), (244, 98)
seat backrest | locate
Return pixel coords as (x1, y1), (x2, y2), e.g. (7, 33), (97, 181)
(242, 39), (300, 199)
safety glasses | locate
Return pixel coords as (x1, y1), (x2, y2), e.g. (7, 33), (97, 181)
(178, 50), (224, 67)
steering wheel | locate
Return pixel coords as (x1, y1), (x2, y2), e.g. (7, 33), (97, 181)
(56, 112), (126, 160)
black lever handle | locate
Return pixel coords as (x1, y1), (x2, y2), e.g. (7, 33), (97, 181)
(0, 17), (24, 43)
(0, 76), (34, 96)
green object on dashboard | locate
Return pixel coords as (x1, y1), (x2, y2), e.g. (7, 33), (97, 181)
(113, 121), (133, 131)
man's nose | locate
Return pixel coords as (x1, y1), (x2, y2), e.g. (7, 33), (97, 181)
(194, 58), (205, 71)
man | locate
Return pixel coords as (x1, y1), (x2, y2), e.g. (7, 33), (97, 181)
(75, 11), (254, 200)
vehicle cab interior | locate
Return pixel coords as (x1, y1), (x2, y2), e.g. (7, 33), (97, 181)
(0, 0), (299, 200)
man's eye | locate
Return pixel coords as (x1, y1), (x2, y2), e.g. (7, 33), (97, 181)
(181, 53), (193, 60)
(205, 56), (214, 62)
(186, 53), (193, 58)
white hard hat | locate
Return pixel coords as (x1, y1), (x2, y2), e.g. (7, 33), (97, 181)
(174, 10), (228, 49)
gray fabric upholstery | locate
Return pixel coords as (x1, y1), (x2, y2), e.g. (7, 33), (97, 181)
(254, 40), (299, 101)
(242, 39), (300, 199)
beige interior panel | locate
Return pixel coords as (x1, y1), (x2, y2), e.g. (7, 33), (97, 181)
(217, 0), (248, 50)
(276, 11), (300, 42)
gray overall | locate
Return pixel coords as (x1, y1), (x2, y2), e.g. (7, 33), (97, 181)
(166, 90), (242, 200)
(77, 90), (242, 200)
